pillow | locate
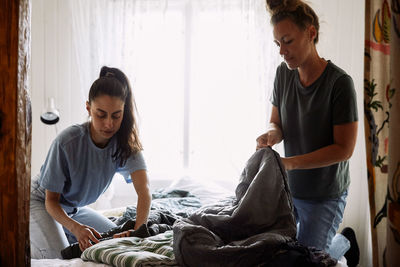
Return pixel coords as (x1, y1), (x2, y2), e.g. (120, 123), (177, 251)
(165, 175), (235, 206)
(81, 231), (177, 267)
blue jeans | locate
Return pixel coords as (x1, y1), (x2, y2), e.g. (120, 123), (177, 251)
(293, 190), (350, 260)
(30, 178), (117, 259)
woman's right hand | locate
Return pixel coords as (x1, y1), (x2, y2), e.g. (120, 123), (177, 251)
(71, 224), (102, 251)
(44, 191), (102, 251)
(256, 128), (282, 150)
(257, 106), (283, 150)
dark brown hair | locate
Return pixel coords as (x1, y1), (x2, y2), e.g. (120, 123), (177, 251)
(266, 0), (320, 43)
(89, 66), (143, 166)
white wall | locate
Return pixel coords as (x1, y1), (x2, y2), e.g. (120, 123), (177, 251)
(312, 1), (371, 266)
(31, 0), (85, 176)
(31, 1), (371, 266)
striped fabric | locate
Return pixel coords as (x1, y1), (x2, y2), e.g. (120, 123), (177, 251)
(81, 230), (178, 267)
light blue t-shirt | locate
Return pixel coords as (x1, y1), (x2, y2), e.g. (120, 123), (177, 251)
(36, 122), (146, 213)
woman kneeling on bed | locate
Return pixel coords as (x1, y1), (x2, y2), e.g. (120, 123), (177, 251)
(30, 66), (151, 259)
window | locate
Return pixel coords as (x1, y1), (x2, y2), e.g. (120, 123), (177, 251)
(70, 0), (280, 181)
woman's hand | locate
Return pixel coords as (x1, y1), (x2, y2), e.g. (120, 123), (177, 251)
(45, 191), (101, 252)
(257, 105), (283, 150)
(113, 230), (134, 239)
(256, 128), (282, 150)
(71, 224), (102, 251)
(280, 157), (294, 170)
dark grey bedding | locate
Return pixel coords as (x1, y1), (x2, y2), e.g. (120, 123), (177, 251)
(173, 147), (337, 267)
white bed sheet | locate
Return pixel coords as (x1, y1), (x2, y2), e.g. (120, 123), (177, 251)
(31, 254), (348, 267)
(164, 175), (235, 206)
(31, 258), (110, 267)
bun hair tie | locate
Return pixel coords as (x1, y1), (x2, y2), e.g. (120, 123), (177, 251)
(105, 71), (115, 77)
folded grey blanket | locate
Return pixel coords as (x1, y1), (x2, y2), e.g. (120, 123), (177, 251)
(173, 147), (336, 267)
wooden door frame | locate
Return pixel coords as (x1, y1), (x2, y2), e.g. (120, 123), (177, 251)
(0, 0), (31, 266)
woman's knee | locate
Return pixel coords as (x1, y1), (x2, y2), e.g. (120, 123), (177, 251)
(72, 206), (117, 233)
(30, 206), (69, 258)
(294, 199), (342, 250)
(30, 242), (63, 259)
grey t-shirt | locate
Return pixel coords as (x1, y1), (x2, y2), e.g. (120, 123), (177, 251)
(33, 122), (146, 213)
(271, 61), (358, 199)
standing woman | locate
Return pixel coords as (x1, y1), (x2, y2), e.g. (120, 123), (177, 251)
(257, 0), (359, 265)
(30, 66), (151, 259)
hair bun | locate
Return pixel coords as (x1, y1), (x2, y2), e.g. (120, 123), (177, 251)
(105, 71), (115, 77)
(99, 66), (114, 78)
(266, 0), (298, 15)
(266, 0), (283, 10)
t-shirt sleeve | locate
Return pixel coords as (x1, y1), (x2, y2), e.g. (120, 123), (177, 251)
(117, 151), (147, 183)
(332, 74), (359, 125)
(39, 139), (70, 193)
(270, 65), (281, 107)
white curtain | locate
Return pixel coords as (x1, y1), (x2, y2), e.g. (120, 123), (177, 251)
(31, 0), (369, 265)
(69, 0), (280, 182)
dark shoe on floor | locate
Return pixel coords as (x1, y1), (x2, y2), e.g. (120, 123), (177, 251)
(341, 227), (360, 267)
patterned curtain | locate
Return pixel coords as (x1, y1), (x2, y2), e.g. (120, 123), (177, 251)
(364, 0), (400, 266)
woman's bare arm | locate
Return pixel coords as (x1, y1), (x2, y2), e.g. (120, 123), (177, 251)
(131, 169), (151, 230)
(281, 121), (358, 170)
(45, 190), (101, 250)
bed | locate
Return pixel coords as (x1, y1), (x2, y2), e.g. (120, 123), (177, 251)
(31, 174), (233, 267)
(32, 148), (348, 267)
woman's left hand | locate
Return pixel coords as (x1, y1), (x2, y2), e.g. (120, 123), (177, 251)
(113, 230), (133, 238)
(281, 157), (290, 170)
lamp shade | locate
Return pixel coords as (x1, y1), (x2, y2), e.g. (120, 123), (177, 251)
(40, 97), (59, 125)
